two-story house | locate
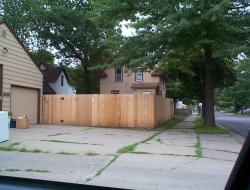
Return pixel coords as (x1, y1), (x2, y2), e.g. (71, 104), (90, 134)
(99, 66), (166, 97)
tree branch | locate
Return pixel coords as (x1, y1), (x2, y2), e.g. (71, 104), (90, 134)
(230, 3), (250, 10)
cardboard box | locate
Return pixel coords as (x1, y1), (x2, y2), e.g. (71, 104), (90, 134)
(16, 117), (29, 129)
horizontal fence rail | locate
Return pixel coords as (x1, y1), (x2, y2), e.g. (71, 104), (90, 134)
(42, 94), (174, 128)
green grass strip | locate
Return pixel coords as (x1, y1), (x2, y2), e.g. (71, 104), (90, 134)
(0, 169), (49, 173)
(25, 169), (49, 173)
(0, 144), (47, 154)
(95, 154), (119, 177)
(40, 139), (86, 144)
(85, 152), (99, 156)
(57, 151), (76, 155)
(86, 115), (185, 182)
(195, 118), (229, 134)
(40, 139), (103, 146)
(118, 115), (185, 154)
(195, 133), (202, 157)
(155, 115), (185, 132)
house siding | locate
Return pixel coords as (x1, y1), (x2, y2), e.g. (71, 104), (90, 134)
(100, 67), (166, 97)
(0, 23), (43, 121)
(48, 72), (75, 95)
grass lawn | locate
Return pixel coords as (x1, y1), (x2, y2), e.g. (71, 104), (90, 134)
(195, 118), (229, 134)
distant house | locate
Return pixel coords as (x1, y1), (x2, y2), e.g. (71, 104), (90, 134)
(98, 66), (166, 97)
(0, 21), (43, 124)
(40, 64), (75, 95)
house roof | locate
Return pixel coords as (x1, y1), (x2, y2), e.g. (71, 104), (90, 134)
(40, 64), (69, 83)
(43, 82), (56, 94)
(151, 70), (162, 76)
(131, 82), (159, 89)
(97, 70), (108, 78)
(0, 21), (43, 75)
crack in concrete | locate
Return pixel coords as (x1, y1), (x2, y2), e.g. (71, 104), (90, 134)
(202, 147), (239, 154)
(80, 128), (92, 131)
(84, 116), (199, 183)
(47, 132), (71, 137)
(85, 118), (186, 183)
(40, 139), (105, 146)
(155, 140), (196, 148)
(169, 157), (198, 172)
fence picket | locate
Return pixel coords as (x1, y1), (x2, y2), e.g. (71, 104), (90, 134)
(42, 94), (173, 128)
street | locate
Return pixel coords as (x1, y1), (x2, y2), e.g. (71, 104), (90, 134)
(216, 112), (250, 137)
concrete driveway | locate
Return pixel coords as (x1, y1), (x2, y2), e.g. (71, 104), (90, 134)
(0, 117), (243, 190)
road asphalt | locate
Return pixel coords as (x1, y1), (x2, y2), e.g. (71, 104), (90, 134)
(216, 111), (250, 137)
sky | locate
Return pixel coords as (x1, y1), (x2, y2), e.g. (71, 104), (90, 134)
(120, 20), (136, 37)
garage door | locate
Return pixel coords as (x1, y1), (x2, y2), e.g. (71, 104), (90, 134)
(11, 86), (39, 124)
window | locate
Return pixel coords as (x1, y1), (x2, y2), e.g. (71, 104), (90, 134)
(142, 91), (151, 95)
(115, 67), (123, 82)
(61, 75), (64, 86)
(111, 90), (120, 94)
(135, 67), (143, 82)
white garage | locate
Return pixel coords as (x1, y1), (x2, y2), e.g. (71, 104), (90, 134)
(11, 86), (39, 124)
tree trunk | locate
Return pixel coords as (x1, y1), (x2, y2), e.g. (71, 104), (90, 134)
(173, 98), (177, 115)
(204, 48), (215, 126)
(202, 98), (205, 119)
(83, 63), (91, 94)
(201, 59), (205, 119)
(234, 99), (237, 114)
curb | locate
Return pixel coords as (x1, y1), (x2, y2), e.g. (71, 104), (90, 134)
(216, 122), (245, 145)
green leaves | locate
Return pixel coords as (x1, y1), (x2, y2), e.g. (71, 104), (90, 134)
(216, 59), (250, 110)
(31, 50), (54, 65)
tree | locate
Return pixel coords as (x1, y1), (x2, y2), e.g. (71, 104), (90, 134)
(164, 57), (235, 116)
(0, 0), (46, 49)
(1, 0), (118, 93)
(110, 0), (250, 126)
(216, 59), (250, 113)
(31, 50), (54, 65)
(34, 0), (115, 93)
(66, 65), (99, 94)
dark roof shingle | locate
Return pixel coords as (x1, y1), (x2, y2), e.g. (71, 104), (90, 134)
(40, 64), (67, 83)
(97, 70), (108, 78)
(43, 82), (56, 94)
(151, 70), (162, 76)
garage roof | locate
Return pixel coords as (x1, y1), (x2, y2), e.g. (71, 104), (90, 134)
(0, 21), (43, 75)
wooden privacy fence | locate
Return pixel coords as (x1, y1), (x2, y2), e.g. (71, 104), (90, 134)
(42, 94), (174, 128)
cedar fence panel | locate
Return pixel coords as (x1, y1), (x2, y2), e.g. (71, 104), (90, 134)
(42, 94), (174, 128)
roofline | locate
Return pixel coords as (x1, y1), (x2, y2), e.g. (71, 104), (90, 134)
(43, 81), (56, 94)
(40, 63), (70, 82)
(0, 21), (43, 75)
(62, 68), (70, 82)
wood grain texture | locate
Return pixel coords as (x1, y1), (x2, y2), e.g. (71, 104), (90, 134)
(42, 95), (173, 128)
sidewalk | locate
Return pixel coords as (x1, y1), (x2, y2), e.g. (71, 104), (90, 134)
(88, 115), (243, 190)
(0, 116), (243, 189)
